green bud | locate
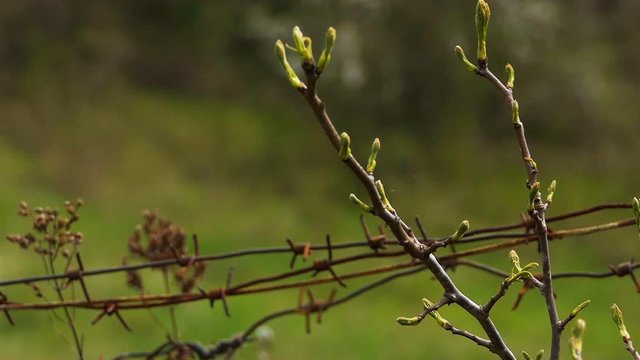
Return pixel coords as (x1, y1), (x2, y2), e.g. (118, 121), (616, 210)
(275, 40), (306, 90)
(455, 46), (479, 73)
(546, 180), (557, 204)
(520, 262), (539, 272)
(317, 27), (336, 73)
(429, 310), (451, 330)
(525, 157), (538, 171)
(522, 352), (532, 360)
(528, 182), (540, 212)
(433, 312), (450, 329)
(512, 101), (521, 125)
(396, 316), (420, 326)
(366, 138), (381, 174)
(507, 250), (538, 282)
(570, 300), (591, 318)
(339, 132), (351, 160)
(510, 250), (521, 273)
(505, 63), (515, 89)
(292, 27), (305, 58)
(569, 319), (585, 360)
(475, 0), (491, 63)
(421, 298), (450, 329)
(422, 298), (434, 309)
(611, 303), (630, 340)
(292, 26), (314, 65)
(535, 350), (544, 360)
(349, 194), (372, 213)
(451, 220), (470, 242)
(633, 197), (640, 237)
(375, 180), (395, 213)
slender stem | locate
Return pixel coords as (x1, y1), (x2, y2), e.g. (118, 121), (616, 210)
(162, 268), (179, 340)
(534, 209), (561, 357)
(623, 338), (640, 360)
(47, 249), (85, 359)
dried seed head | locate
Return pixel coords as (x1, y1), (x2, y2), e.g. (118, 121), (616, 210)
(18, 201), (29, 217)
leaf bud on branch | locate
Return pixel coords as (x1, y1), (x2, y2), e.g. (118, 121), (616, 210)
(375, 180), (395, 213)
(349, 194), (372, 213)
(450, 220), (470, 243)
(339, 132), (351, 160)
(275, 40), (306, 90)
(366, 138), (381, 174)
(505, 63), (515, 89)
(422, 298), (450, 329)
(569, 319), (586, 360)
(507, 250), (539, 283)
(546, 180), (557, 205)
(317, 27), (336, 73)
(512, 100), (522, 125)
(570, 300), (590, 318)
(611, 303), (631, 340)
(475, 0), (491, 64)
(292, 26), (314, 65)
(455, 46), (479, 73)
(528, 182), (540, 212)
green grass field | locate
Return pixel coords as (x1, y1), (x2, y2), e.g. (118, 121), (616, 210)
(0, 87), (638, 359)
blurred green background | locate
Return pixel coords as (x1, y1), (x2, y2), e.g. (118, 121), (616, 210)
(0, 0), (639, 359)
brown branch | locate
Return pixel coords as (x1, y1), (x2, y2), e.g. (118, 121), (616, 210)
(298, 55), (516, 359)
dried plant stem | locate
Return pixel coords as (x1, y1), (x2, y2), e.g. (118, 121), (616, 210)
(161, 268), (179, 340)
(47, 251), (85, 359)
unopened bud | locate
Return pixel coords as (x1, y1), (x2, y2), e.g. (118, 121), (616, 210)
(396, 316), (420, 326)
(510, 250), (521, 272)
(455, 46), (479, 73)
(570, 300), (591, 318)
(367, 138), (381, 174)
(505, 63), (515, 89)
(512, 101), (521, 125)
(546, 180), (557, 204)
(528, 182), (540, 211)
(611, 303), (630, 340)
(292, 26), (314, 65)
(349, 194), (372, 213)
(450, 220), (470, 242)
(339, 132), (351, 160)
(569, 319), (586, 360)
(375, 180), (394, 213)
(475, 0), (491, 63)
(275, 40), (306, 90)
(317, 27), (336, 73)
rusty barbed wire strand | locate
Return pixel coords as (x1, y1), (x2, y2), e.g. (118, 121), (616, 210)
(0, 208), (634, 290)
(2, 221), (637, 313)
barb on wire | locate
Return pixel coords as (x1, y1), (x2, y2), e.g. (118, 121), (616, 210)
(311, 235), (346, 287)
